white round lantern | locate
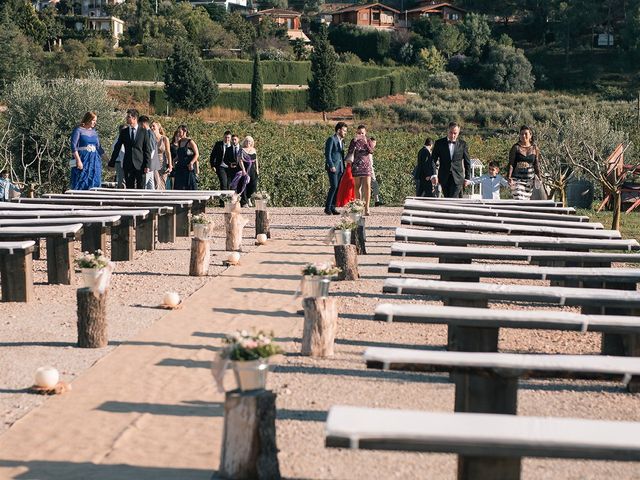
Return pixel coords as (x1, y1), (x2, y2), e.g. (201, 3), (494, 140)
(256, 234), (267, 245)
(163, 291), (180, 307)
(228, 252), (241, 264)
(35, 366), (59, 389)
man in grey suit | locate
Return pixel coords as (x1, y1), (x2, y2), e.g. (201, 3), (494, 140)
(324, 121), (348, 215)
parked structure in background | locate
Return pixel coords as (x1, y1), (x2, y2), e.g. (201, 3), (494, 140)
(404, 1), (466, 27)
(246, 8), (310, 42)
(330, 2), (399, 30)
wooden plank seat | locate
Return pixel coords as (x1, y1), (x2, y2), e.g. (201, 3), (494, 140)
(0, 240), (35, 302)
(402, 209), (603, 229)
(325, 406), (640, 480)
(395, 228), (638, 252)
(405, 198), (576, 215)
(90, 187), (235, 198)
(63, 190), (210, 215)
(404, 199), (584, 221)
(0, 206), (158, 261)
(406, 196), (562, 206)
(0, 216), (121, 253)
(11, 198), (178, 249)
(0, 224), (82, 285)
(399, 215), (621, 239)
(364, 348), (640, 412)
(383, 277), (640, 356)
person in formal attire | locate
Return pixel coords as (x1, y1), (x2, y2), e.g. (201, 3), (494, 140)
(324, 122), (347, 215)
(470, 161), (509, 199)
(109, 109), (152, 189)
(507, 125), (542, 200)
(139, 115), (158, 189)
(230, 136), (258, 206)
(210, 130), (233, 190)
(70, 111), (104, 190)
(430, 122), (471, 198)
(150, 121), (172, 190)
(347, 124), (375, 216)
(414, 138), (434, 197)
(173, 124), (199, 190)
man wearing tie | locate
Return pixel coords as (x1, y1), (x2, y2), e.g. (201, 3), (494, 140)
(430, 122), (471, 198)
(108, 109), (152, 189)
(324, 121), (347, 215)
(209, 130), (233, 190)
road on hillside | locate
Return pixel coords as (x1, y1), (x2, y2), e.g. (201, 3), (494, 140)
(103, 79), (308, 90)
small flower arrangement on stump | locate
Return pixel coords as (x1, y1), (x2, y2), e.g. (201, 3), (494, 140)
(76, 250), (110, 269)
(191, 213), (210, 225)
(76, 250), (113, 293)
(302, 262), (342, 277)
(251, 191), (271, 203)
(344, 199), (365, 214)
(335, 217), (358, 231)
(220, 193), (235, 204)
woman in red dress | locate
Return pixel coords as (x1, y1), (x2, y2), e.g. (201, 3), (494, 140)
(335, 160), (355, 207)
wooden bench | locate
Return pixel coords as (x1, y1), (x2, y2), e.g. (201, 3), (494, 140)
(391, 242), (640, 267)
(0, 224), (82, 284)
(400, 215), (621, 239)
(0, 241), (35, 302)
(0, 216), (121, 253)
(63, 190), (210, 215)
(405, 198), (576, 214)
(406, 196), (563, 206)
(325, 406), (640, 480)
(395, 227), (638, 252)
(404, 199), (585, 221)
(402, 209), (603, 229)
(10, 199), (177, 249)
(364, 348), (640, 413)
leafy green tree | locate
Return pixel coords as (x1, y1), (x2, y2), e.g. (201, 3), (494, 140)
(0, 22), (37, 91)
(416, 46), (446, 75)
(39, 5), (63, 52)
(308, 23), (338, 118)
(164, 39), (218, 112)
(459, 13), (491, 58)
(433, 22), (466, 58)
(49, 39), (90, 78)
(250, 54), (264, 121)
(4, 0), (46, 44)
(480, 43), (534, 92)
(224, 12), (256, 54)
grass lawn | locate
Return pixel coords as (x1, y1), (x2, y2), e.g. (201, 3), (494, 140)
(578, 209), (640, 240)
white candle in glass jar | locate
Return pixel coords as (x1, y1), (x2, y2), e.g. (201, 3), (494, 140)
(163, 291), (180, 307)
(256, 234), (267, 244)
(228, 252), (241, 264)
(35, 366), (59, 389)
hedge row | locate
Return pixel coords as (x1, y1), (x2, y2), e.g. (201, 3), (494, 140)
(88, 58), (395, 85)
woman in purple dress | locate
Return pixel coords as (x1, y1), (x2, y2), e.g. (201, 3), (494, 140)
(346, 124), (375, 216)
(70, 112), (104, 190)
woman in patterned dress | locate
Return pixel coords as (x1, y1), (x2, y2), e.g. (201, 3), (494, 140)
(507, 125), (541, 200)
(70, 112), (104, 190)
(346, 125), (375, 216)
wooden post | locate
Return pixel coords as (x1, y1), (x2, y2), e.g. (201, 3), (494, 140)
(176, 207), (190, 237)
(458, 455), (521, 480)
(32, 238), (41, 260)
(225, 213), (248, 252)
(255, 210), (271, 239)
(350, 216), (366, 254)
(333, 244), (358, 281)
(597, 281), (637, 356)
(0, 250), (33, 302)
(111, 218), (134, 261)
(77, 288), (108, 348)
(301, 297), (337, 358)
(189, 238), (210, 276)
(454, 370), (517, 414)
(81, 224), (105, 253)
(136, 213), (156, 251)
(158, 212), (176, 243)
(45, 236), (73, 285)
(218, 389), (281, 480)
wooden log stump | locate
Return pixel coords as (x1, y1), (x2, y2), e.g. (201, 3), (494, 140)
(255, 210), (271, 239)
(350, 217), (366, 255)
(46, 237), (73, 285)
(301, 297), (338, 357)
(218, 389), (281, 480)
(189, 238), (210, 276)
(77, 288), (108, 348)
(458, 455), (521, 480)
(334, 244), (359, 281)
(158, 212), (176, 243)
(225, 213), (248, 252)
(136, 214), (156, 251)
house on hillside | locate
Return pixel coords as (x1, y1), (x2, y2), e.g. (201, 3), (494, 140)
(246, 8), (310, 42)
(317, 3), (350, 25)
(404, 1), (465, 26)
(189, 0), (249, 13)
(331, 2), (399, 30)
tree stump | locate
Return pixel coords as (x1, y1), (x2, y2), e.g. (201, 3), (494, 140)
(77, 288), (108, 348)
(218, 389), (281, 480)
(301, 297), (338, 357)
(189, 238), (210, 276)
(350, 216), (366, 255)
(334, 244), (359, 281)
(225, 213), (248, 251)
(255, 210), (271, 239)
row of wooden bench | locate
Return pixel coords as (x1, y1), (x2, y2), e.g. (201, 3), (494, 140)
(0, 189), (234, 301)
(325, 197), (640, 478)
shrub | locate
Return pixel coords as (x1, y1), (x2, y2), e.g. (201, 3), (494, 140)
(258, 47), (294, 61)
(250, 55), (264, 121)
(424, 71), (460, 90)
(338, 52), (363, 65)
(308, 24), (338, 114)
(416, 46), (446, 75)
(328, 24), (391, 62)
(480, 44), (535, 92)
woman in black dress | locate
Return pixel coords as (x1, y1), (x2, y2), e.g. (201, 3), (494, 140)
(507, 125), (541, 200)
(173, 125), (199, 190)
(230, 136), (259, 206)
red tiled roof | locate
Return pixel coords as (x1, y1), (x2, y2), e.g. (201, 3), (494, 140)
(406, 2), (466, 14)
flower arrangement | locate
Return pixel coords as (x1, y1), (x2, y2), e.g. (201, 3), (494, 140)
(302, 262), (342, 277)
(191, 213), (210, 225)
(335, 217), (357, 231)
(219, 193), (237, 204)
(222, 330), (282, 361)
(251, 191), (271, 202)
(76, 250), (110, 269)
(344, 199), (365, 214)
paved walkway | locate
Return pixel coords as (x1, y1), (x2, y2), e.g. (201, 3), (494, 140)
(0, 239), (332, 479)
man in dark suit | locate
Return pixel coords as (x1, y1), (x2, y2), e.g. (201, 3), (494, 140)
(324, 121), (347, 215)
(430, 122), (471, 198)
(209, 130), (233, 190)
(108, 109), (152, 189)
(414, 137), (435, 197)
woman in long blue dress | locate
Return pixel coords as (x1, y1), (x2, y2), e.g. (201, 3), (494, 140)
(70, 111), (104, 190)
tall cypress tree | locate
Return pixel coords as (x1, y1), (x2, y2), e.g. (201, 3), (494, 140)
(250, 53), (264, 121)
(308, 23), (338, 120)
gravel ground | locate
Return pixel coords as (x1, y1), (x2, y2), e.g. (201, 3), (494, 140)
(2, 206), (640, 479)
